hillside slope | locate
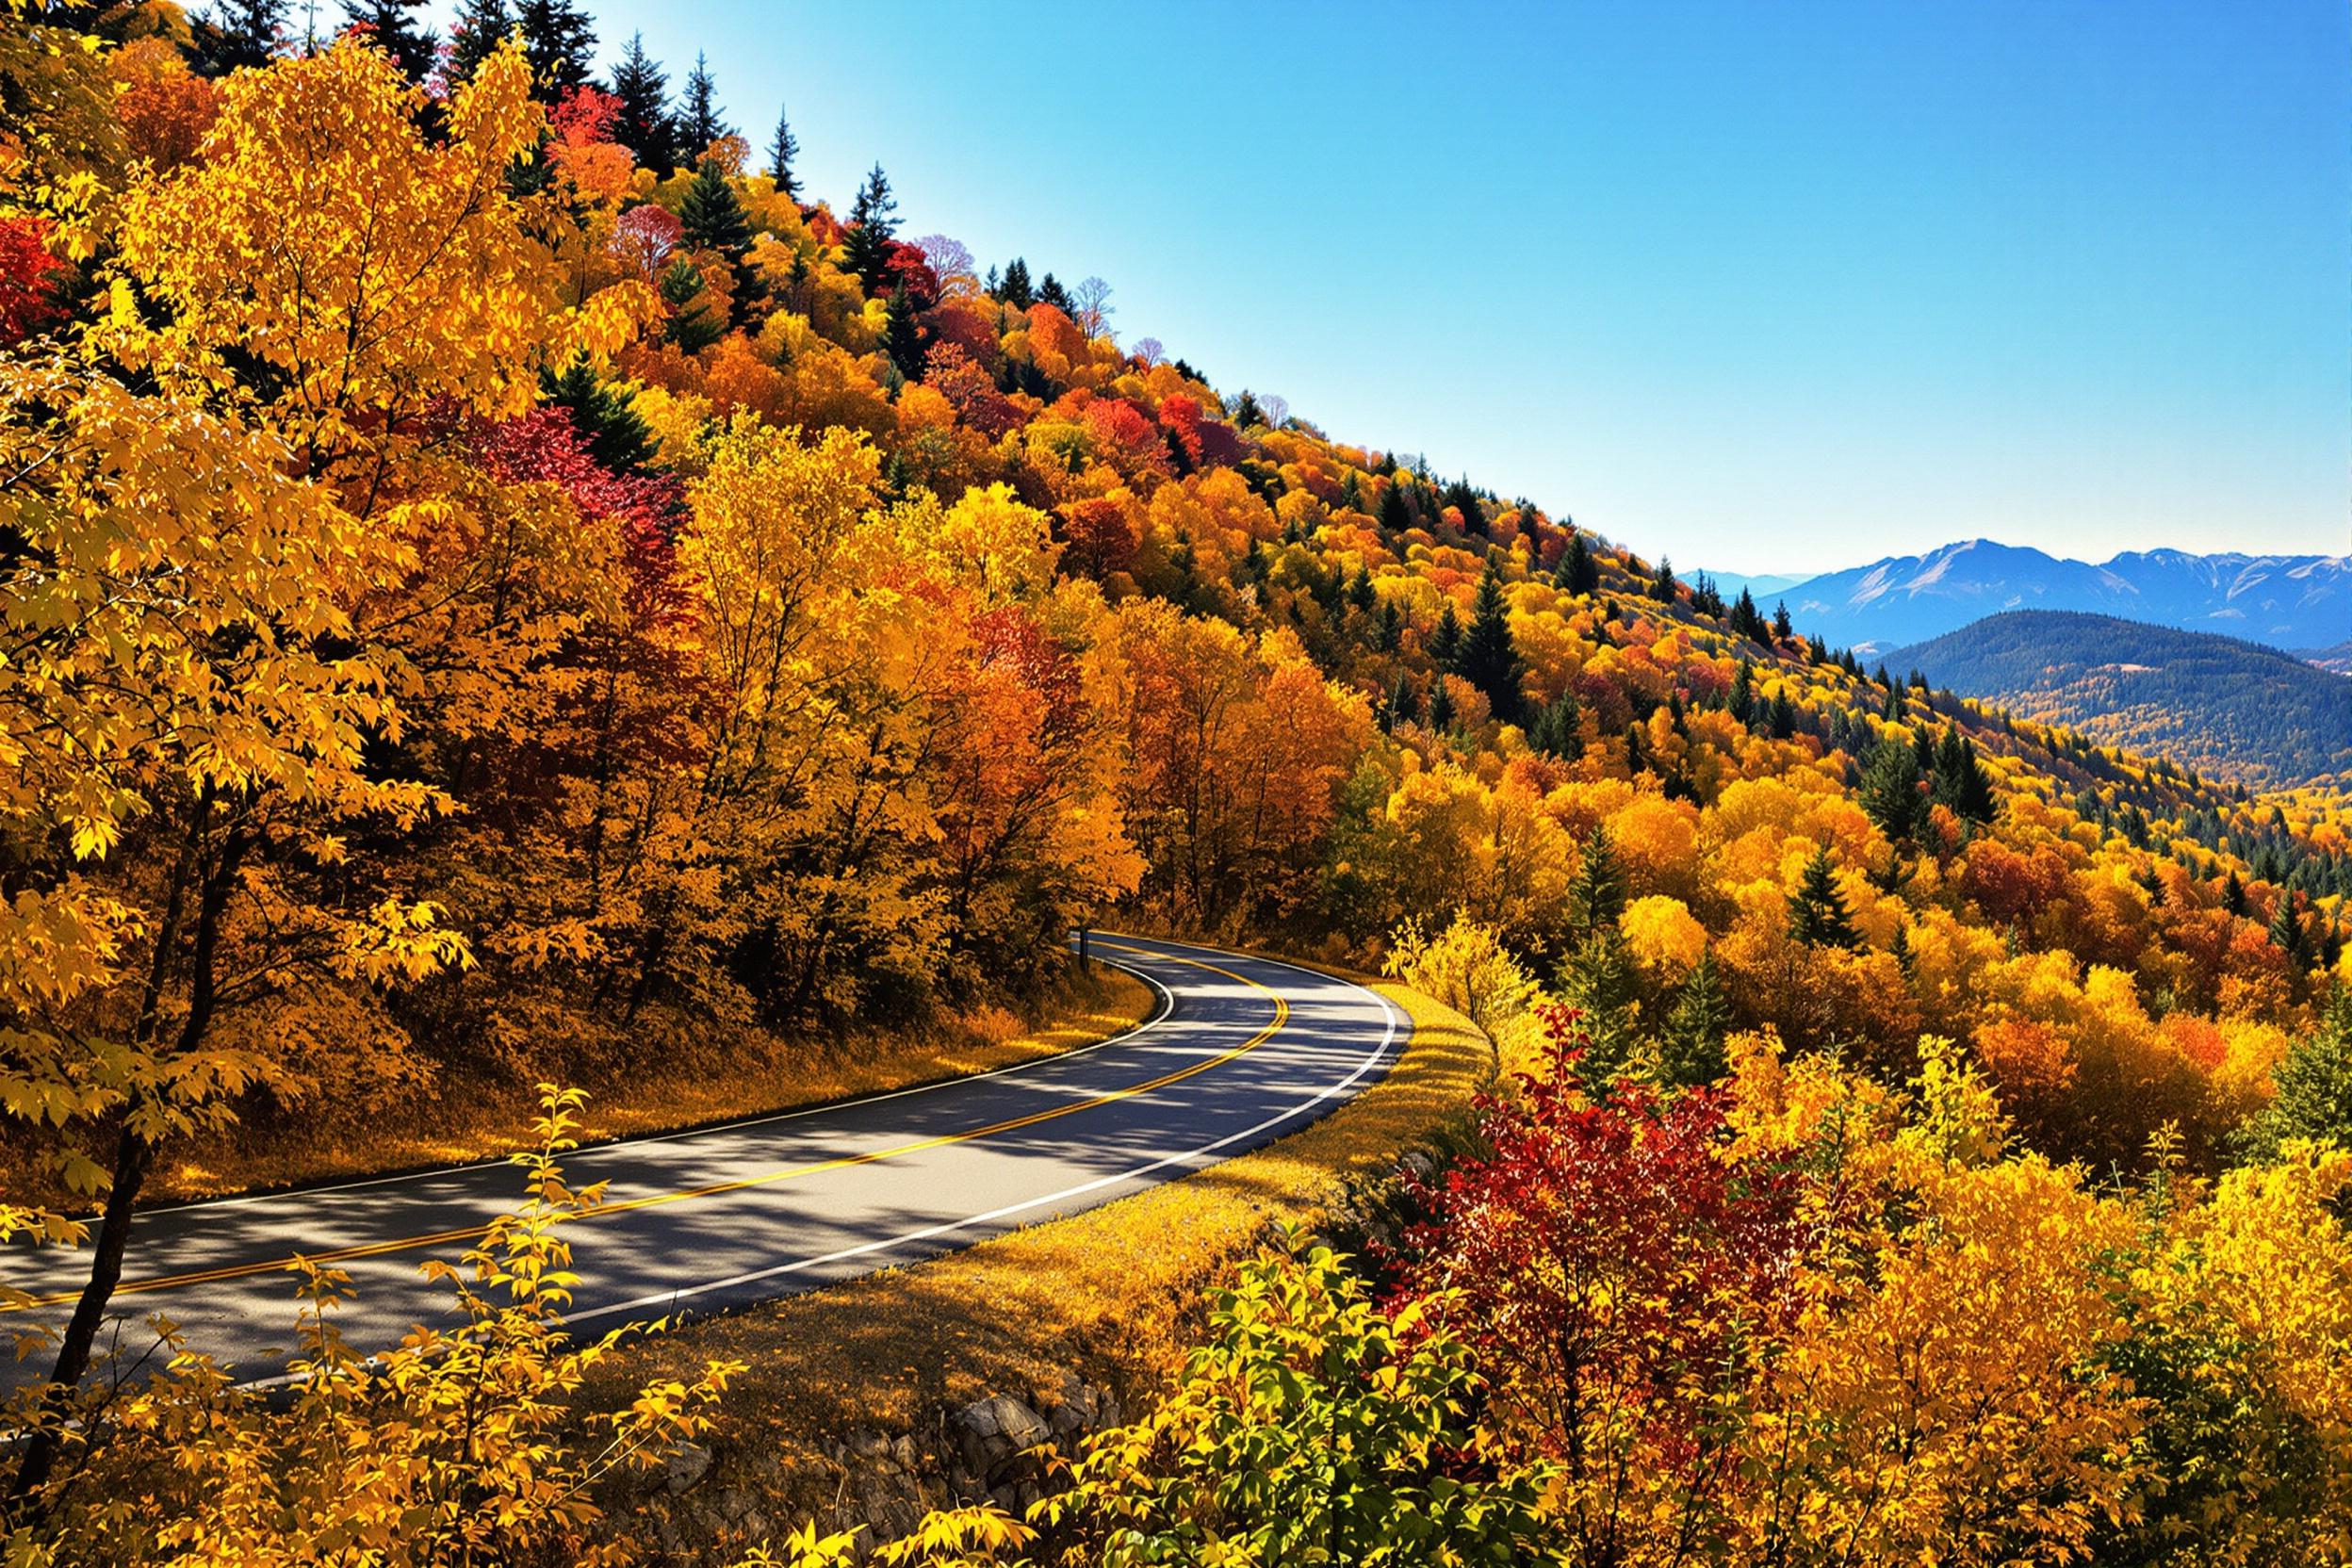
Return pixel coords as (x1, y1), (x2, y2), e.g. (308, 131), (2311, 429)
(1888, 610), (2352, 787)
(1784, 538), (2346, 651)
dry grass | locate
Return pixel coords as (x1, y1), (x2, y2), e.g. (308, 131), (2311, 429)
(584, 980), (1491, 1446)
(114, 966), (1156, 1207)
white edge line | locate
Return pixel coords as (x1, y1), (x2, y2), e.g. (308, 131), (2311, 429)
(564, 979), (1406, 1325)
(133, 946), (1184, 1218)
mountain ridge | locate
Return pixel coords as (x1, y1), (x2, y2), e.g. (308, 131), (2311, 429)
(1705, 538), (2347, 654)
(1886, 608), (2352, 787)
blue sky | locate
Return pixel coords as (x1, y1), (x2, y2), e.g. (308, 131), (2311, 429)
(433, 1), (2347, 576)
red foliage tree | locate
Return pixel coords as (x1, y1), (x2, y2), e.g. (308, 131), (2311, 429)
(1396, 1004), (1801, 1495)
(0, 218), (68, 345)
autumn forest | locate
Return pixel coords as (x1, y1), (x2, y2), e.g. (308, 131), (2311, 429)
(1, 2), (2349, 1564)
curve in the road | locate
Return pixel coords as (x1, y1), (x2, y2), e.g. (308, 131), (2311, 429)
(0, 935), (1408, 1385)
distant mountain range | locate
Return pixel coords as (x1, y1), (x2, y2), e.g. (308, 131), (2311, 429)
(1886, 611), (2352, 789)
(1702, 539), (2347, 655)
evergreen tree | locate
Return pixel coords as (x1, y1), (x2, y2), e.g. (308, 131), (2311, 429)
(606, 33), (677, 173)
(843, 163), (901, 293)
(543, 357), (656, 472)
(1788, 845), (1861, 949)
(767, 102), (801, 201)
(1569, 825), (1627, 940)
(1530, 690), (1583, 761)
(1375, 599), (1403, 653)
(340, 0), (437, 81)
(515, 0), (596, 95)
(884, 282), (925, 381)
(678, 158), (752, 261)
(1346, 564), (1377, 614)
(1377, 479), (1413, 533)
(1660, 949), (1732, 1086)
(1386, 672), (1420, 729)
(1728, 658), (1756, 726)
(997, 256), (1035, 309)
(1889, 920), (1915, 976)
(1560, 531), (1600, 596)
(1037, 272), (1074, 313)
(2234, 987), (2352, 1164)
(1860, 737), (1928, 841)
(677, 51), (731, 157)
(1772, 599), (1794, 641)
(193, 0), (289, 74)
(1560, 931), (1642, 1084)
(657, 257), (722, 351)
(1455, 564), (1526, 723)
(1625, 722), (1646, 775)
(1648, 554), (1677, 603)
(1426, 678), (1457, 733)
(441, 0), (511, 86)
(1441, 476), (1483, 532)
(1767, 690), (1796, 739)
(2270, 893), (2310, 968)
(1428, 604), (1462, 668)
(1929, 728), (1996, 824)
(2222, 870), (2248, 918)
(1729, 585), (1768, 643)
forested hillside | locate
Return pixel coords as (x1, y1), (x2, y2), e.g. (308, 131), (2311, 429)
(1889, 610), (2352, 788)
(4, 5), (2351, 1563)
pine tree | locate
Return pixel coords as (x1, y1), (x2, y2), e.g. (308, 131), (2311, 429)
(543, 357), (656, 472)
(2270, 892), (2310, 968)
(1037, 272), (1073, 313)
(1347, 564), (1377, 614)
(1788, 845), (1861, 949)
(678, 158), (752, 261)
(1455, 564), (1526, 724)
(1860, 738), (1927, 841)
(339, 0), (437, 81)
(1377, 479), (1413, 533)
(658, 257), (722, 351)
(607, 33), (677, 173)
(1728, 658), (1755, 725)
(1569, 825), (1627, 940)
(884, 282), (925, 381)
(677, 51), (731, 157)
(1660, 950), (1732, 1086)
(1767, 690), (1796, 740)
(2222, 869), (2248, 918)
(1772, 599), (1794, 642)
(1560, 531), (1600, 596)
(767, 102), (801, 201)
(2234, 987), (2352, 1163)
(192, 0), (289, 74)
(842, 163), (901, 293)
(1375, 599), (1402, 652)
(1648, 554), (1677, 603)
(997, 256), (1035, 309)
(1530, 689), (1582, 760)
(1425, 678), (1457, 733)
(514, 0), (596, 95)
(1428, 604), (1462, 669)
(1561, 929), (1643, 1084)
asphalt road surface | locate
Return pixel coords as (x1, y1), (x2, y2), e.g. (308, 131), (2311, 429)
(0, 935), (1407, 1388)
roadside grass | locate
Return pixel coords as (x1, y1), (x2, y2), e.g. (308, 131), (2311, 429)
(7, 964), (1154, 1211)
(582, 978), (1490, 1448)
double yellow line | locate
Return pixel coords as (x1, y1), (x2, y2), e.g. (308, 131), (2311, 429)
(16, 942), (1285, 1310)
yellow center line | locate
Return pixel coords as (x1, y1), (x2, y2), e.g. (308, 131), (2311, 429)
(13, 942), (1284, 1310)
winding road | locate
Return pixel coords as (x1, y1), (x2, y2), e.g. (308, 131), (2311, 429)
(0, 935), (1407, 1388)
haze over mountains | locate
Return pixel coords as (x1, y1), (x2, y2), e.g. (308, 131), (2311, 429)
(1707, 539), (2348, 656)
